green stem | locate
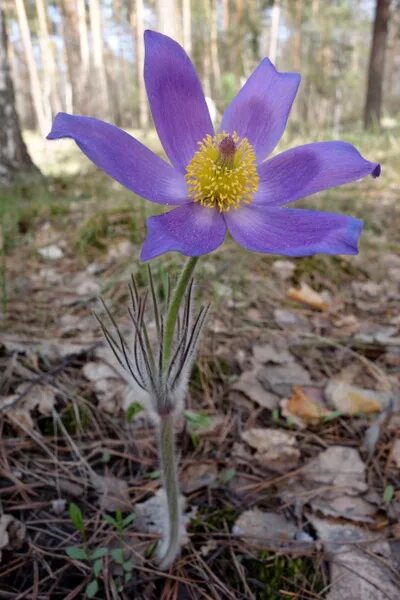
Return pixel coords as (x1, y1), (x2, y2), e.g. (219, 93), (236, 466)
(162, 256), (198, 370)
(156, 256), (199, 568)
(158, 414), (180, 570)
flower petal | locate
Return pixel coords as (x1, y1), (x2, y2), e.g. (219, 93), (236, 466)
(220, 59), (300, 162)
(144, 30), (214, 172)
(254, 141), (381, 206)
(225, 205), (363, 256)
(47, 113), (187, 205)
(141, 203), (226, 261)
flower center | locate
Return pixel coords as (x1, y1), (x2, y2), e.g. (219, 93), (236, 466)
(185, 132), (259, 212)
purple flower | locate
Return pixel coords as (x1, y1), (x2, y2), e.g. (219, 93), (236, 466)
(47, 31), (380, 261)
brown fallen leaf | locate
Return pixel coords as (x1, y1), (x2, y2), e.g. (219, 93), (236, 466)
(281, 385), (330, 427)
(325, 379), (390, 415)
(252, 343), (292, 366)
(287, 282), (330, 311)
(274, 308), (311, 332)
(0, 514), (26, 562)
(302, 446), (367, 496)
(391, 439), (400, 469)
(310, 495), (377, 523)
(91, 473), (132, 512)
(181, 461), (218, 493)
(241, 428), (300, 473)
(232, 367), (279, 410)
(232, 509), (311, 549)
(257, 362), (311, 397)
(310, 516), (399, 600)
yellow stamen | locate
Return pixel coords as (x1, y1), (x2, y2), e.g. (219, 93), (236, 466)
(185, 132), (259, 212)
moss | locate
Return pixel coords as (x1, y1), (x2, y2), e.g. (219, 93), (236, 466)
(243, 552), (326, 599)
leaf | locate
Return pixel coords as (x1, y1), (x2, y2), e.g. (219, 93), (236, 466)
(383, 485), (394, 504)
(181, 461), (218, 493)
(92, 559), (103, 578)
(287, 282), (329, 311)
(91, 474), (131, 512)
(241, 428), (300, 473)
(111, 548), (124, 565)
(123, 560), (134, 572)
(325, 379), (388, 416)
(219, 467), (236, 484)
(91, 547), (108, 560)
(66, 546), (88, 560)
(184, 410), (212, 431)
(232, 367), (279, 410)
(0, 514), (26, 555)
(232, 509), (309, 549)
(126, 402), (144, 423)
(281, 385), (330, 428)
(391, 439), (400, 468)
(85, 579), (99, 598)
(122, 513), (136, 527)
(146, 469), (160, 480)
(68, 503), (85, 534)
(310, 515), (399, 600)
(103, 514), (117, 527)
(302, 446), (367, 495)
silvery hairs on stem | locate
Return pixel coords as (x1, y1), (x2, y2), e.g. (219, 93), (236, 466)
(94, 268), (210, 423)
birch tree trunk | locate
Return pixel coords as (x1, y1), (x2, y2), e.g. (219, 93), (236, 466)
(269, 0), (280, 65)
(132, 0), (148, 129)
(157, 0), (179, 41)
(77, 0), (90, 75)
(182, 0), (192, 55)
(35, 0), (61, 118)
(14, 0), (48, 135)
(89, 0), (111, 118)
(209, 0), (220, 96)
(364, 0), (391, 129)
(0, 8), (38, 185)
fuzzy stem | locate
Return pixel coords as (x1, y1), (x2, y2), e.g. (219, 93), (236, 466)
(158, 413), (180, 570)
(157, 256), (198, 569)
(162, 256), (198, 370)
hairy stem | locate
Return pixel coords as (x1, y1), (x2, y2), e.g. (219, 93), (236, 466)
(157, 256), (199, 568)
(158, 413), (180, 570)
(162, 256), (198, 370)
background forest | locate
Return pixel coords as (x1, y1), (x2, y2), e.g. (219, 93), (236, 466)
(1, 1), (400, 599)
(2, 0), (400, 144)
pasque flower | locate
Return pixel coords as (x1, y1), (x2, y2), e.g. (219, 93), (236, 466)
(48, 30), (380, 261)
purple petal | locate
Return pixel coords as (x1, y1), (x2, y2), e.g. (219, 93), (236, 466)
(47, 113), (187, 205)
(144, 30), (214, 172)
(141, 203), (226, 261)
(225, 205), (363, 256)
(254, 141), (381, 206)
(220, 59), (300, 162)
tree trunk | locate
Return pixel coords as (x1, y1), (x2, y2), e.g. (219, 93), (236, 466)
(14, 0), (48, 135)
(131, 0), (148, 129)
(77, 0), (90, 74)
(292, 0), (302, 71)
(269, 0), (280, 65)
(89, 0), (111, 118)
(0, 8), (38, 185)
(182, 0), (192, 55)
(61, 0), (87, 113)
(35, 0), (62, 117)
(209, 0), (220, 93)
(364, 0), (391, 129)
(157, 0), (179, 42)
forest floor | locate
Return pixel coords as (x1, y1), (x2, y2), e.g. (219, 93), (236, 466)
(1, 125), (400, 599)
